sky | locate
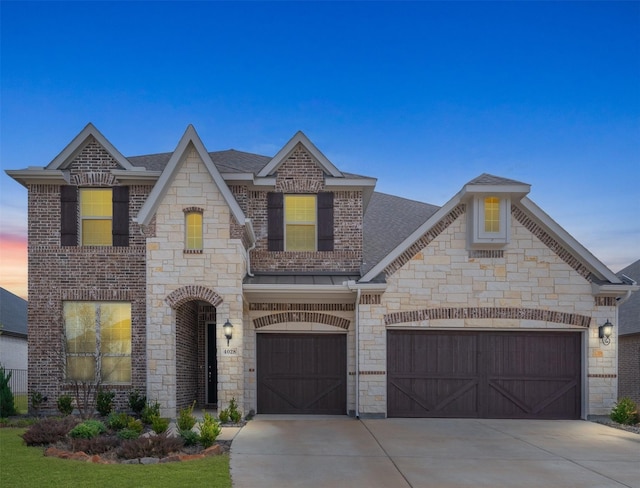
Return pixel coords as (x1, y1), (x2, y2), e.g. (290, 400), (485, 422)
(1, 1), (639, 300)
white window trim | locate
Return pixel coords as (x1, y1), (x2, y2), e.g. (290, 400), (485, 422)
(284, 194), (317, 252)
(79, 188), (113, 246)
(469, 195), (510, 247)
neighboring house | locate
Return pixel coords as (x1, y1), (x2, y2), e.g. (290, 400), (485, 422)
(7, 123), (637, 419)
(0, 287), (28, 399)
(618, 259), (640, 405)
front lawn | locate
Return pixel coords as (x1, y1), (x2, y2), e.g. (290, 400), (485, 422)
(0, 428), (232, 488)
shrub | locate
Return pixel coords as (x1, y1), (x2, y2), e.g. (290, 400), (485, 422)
(118, 433), (184, 459)
(219, 397), (242, 424)
(117, 428), (140, 440)
(218, 409), (230, 423)
(70, 435), (119, 454)
(179, 429), (199, 446)
(177, 401), (196, 431)
(107, 411), (130, 431)
(57, 394), (74, 416)
(198, 412), (221, 448)
(151, 416), (170, 434)
(30, 391), (47, 416)
(22, 416), (79, 446)
(127, 417), (144, 434)
(69, 419), (107, 439)
(128, 390), (146, 415)
(610, 397), (639, 425)
(96, 389), (115, 417)
(141, 400), (160, 425)
(0, 366), (16, 417)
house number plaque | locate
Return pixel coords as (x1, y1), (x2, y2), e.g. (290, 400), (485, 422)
(223, 347), (238, 356)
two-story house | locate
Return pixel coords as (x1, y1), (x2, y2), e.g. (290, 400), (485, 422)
(7, 123), (636, 419)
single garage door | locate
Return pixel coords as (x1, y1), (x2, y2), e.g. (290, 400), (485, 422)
(387, 330), (581, 419)
(257, 333), (346, 414)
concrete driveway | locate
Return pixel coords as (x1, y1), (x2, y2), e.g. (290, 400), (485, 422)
(230, 416), (640, 488)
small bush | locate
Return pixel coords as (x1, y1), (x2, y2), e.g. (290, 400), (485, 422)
(0, 366), (16, 417)
(151, 416), (170, 434)
(218, 409), (230, 423)
(96, 389), (115, 417)
(69, 419), (107, 439)
(219, 397), (242, 424)
(128, 390), (146, 415)
(117, 428), (140, 440)
(57, 394), (74, 416)
(177, 401), (196, 431)
(141, 400), (160, 425)
(30, 391), (47, 416)
(199, 412), (221, 448)
(610, 397), (639, 425)
(118, 433), (184, 459)
(70, 435), (120, 454)
(22, 416), (79, 446)
(127, 417), (144, 434)
(106, 411), (130, 431)
(179, 429), (199, 446)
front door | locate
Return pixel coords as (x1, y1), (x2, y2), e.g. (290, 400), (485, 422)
(207, 321), (218, 405)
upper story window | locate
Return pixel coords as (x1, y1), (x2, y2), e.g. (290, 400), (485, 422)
(80, 189), (113, 246)
(469, 195), (510, 247)
(267, 192), (334, 252)
(184, 209), (203, 252)
(61, 185), (129, 247)
(285, 195), (316, 251)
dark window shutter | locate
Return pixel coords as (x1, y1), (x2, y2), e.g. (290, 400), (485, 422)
(112, 186), (129, 247)
(267, 192), (284, 251)
(60, 185), (78, 246)
(317, 192), (334, 251)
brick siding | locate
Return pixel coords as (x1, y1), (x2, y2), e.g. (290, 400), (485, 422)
(619, 334), (640, 405)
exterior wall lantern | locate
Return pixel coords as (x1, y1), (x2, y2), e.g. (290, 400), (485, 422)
(223, 319), (233, 346)
(598, 320), (614, 346)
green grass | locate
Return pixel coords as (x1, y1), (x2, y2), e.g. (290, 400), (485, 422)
(13, 393), (28, 414)
(0, 428), (232, 488)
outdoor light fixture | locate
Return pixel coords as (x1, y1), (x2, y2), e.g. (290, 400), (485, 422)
(598, 319), (614, 346)
(223, 319), (233, 346)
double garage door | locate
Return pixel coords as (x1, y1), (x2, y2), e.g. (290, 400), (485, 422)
(388, 330), (581, 419)
(257, 334), (346, 414)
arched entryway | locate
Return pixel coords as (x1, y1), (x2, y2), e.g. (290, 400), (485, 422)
(166, 286), (223, 410)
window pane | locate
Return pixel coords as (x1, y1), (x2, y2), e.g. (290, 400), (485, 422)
(286, 224), (316, 251)
(185, 212), (203, 250)
(64, 302), (96, 354)
(285, 195), (316, 223)
(66, 356), (95, 382)
(80, 189), (112, 217)
(82, 220), (113, 246)
(484, 197), (500, 233)
(100, 303), (132, 355)
(102, 356), (132, 383)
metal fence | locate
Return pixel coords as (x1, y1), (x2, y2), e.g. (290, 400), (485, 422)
(4, 368), (28, 395)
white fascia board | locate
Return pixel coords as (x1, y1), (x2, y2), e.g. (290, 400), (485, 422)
(46, 123), (140, 171)
(5, 169), (68, 187)
(519, 197), (622, 284)
(136, 125), (246, 226)
(591, 282), (640, 297)
(221, 173), (255, 182)
(257, 131), (343, 178)
(111, 169), (161, 184)
(242, 284), (355, 302)
(361, 190), (465, 282)
(324, 176), (377, 189)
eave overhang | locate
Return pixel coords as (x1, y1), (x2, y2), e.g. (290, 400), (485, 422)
(5, 168), (68, 187)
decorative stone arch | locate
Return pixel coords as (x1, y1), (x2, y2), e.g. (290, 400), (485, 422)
(384, 307), (592, 328)
(253, 312), (350, 330)
(165, 285), (223, 309)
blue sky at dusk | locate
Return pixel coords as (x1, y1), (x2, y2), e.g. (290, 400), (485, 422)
(1, 1), (639, 299)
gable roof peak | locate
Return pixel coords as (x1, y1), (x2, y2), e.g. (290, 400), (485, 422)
(46, 122), (140, 171)
(257, 131), (343, 178)
(467, 173), (529, 186)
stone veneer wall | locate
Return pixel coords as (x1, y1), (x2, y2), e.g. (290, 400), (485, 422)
(357, 205), (617, 417)
(235, 143), (363, 273)
(619, 334), (640, 405)
(145, 145), (246, 417)
(26, 138), (150, 413)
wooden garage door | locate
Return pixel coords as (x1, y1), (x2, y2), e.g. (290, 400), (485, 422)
(257, 334), (346, 414)
(387, 330), (581, 419)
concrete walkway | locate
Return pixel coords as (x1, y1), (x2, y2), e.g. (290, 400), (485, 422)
(230, 416), (640, 488)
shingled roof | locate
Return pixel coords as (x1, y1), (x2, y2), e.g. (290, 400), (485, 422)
(618, 259), (640, 336)
(0, 288), (27, 338)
